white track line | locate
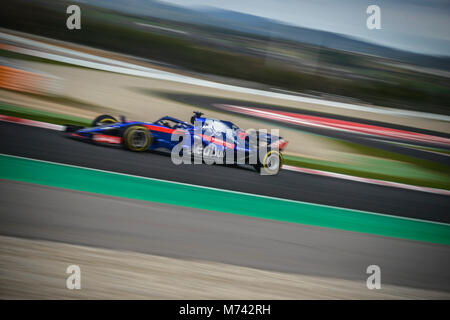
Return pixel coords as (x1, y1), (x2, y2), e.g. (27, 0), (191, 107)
(0, 115), (65, 131)
(1, 115), (448, 196)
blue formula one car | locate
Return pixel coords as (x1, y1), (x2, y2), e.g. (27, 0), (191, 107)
(65, 111), (287, 175)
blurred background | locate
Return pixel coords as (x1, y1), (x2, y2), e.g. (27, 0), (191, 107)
(2, 0), (450, 111)
(0, 0), (449, 299)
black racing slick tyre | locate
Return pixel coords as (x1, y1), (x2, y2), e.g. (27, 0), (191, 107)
(123, 125), (153, 152)
(253, 150), (282, 175)
(92, 115), (118, 127)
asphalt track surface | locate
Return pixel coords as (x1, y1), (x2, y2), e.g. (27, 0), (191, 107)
(1, 180), (449, 292)
(0, 121), (449, 223)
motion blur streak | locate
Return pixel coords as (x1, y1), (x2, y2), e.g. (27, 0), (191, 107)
(1, 31), (449, 121)
(0, 0), (449, 300)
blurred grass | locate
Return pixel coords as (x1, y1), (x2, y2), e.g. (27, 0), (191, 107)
(0, 88), (117, 115)
(0, 49), (76, 67)
(0, 102), (90, 126)
(382, 141), (450, 156)
(284, 141), (450, 190)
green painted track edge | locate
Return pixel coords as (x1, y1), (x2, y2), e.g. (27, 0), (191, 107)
(1, 154), (449, 245)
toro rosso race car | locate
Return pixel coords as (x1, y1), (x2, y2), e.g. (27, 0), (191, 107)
(66, 111), (287, 175)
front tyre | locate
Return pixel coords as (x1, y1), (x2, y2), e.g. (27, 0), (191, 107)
(92, 114), (118, 127)
(253, 150), (282, 175)
(123, 125), (153, 152)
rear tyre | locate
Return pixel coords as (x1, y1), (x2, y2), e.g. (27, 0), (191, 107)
(123, 125), (153, 152)
(92, 115), (118, 127)
(253, 150), (282, 175)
